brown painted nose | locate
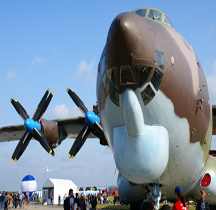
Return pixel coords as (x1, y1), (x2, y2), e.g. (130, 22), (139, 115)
(106, 12), (155, 65)
(108, 12), (140, 54)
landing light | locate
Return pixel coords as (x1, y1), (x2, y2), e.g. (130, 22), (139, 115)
(200, 173), (211, 187)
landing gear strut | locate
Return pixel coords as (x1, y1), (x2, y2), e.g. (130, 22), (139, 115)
(150, 184), (161, 210)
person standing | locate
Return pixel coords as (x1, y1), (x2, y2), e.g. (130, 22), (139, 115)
(19, 192), (22, 208)
(12, 193), (15, 208)
(4, 192), (8, 210)
(80, 195), (86, 210)
(69, 189), (74, 210)
(9, 194), (12, 209)
(0, 192), (4, 210)
(196, 191), (210, 210)
(90, 198), (97, 210)
(50, 195), (53, 208)
(14, 194), (19, 209)
(58, 194), (61, 206)
(172, 186), (188, 210)
(74, 193), (80, 209)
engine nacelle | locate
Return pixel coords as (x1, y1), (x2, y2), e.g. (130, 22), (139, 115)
(117, 173), (146, 203)
(40, 119), (59, 148)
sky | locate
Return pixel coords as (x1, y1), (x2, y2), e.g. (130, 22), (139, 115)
(0, 0), (216, 191)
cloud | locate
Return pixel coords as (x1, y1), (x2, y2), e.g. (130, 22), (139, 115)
(5, 69), (18, 80)
(29, 56), (45, 69)
(206, 60), (216, 103)
(73, 60), (96, 83)
(45, 104), (82, 119)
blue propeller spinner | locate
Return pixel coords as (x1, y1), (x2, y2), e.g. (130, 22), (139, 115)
(24, 118), (41, 133)
(85, 111), (100, 129)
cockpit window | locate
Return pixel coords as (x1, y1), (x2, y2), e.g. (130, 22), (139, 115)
(164, 15), (174, 27)
(134, 65), (152, 87)
(120, 65), (135, 85)
(151, 69), (163, 91)
(156, 51), (164, 70)
(135, 9), (147, 17)
(107, 67), (118, 89)
(148, 10), (162, 20)
(109, 86), (119, 106)
(141, 84), (155, 106)
(132, 8), (174, 28)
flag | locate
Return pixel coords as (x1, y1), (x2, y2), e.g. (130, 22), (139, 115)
(47, 166), (51, 173)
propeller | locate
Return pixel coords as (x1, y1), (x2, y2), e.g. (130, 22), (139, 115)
(10, 89), (55, 162)
(67, 88), (108, 158)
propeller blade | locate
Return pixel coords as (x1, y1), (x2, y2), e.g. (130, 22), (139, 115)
(10, 99), (30, 121)
(67, 88), (88, 115)
(33, 128), (55, 156)
(32, 89), (50, 121)
(68, 124), (91, 158)
(37, 92), (54, 122)
(11, 131), (32, 162)
(94, 121), (108, 145)
(15, 134), (33, 161)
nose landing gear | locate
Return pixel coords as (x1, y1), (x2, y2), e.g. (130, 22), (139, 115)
(150, 184), (161, 210)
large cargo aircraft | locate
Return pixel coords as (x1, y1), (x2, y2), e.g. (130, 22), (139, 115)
(1, 7), (216, 209)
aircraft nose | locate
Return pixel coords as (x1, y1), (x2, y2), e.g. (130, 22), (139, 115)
(108, 12), (140, 54)
(106, 12), (155, 65)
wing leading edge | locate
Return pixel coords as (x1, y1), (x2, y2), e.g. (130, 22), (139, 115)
(0, 116), (96, 143)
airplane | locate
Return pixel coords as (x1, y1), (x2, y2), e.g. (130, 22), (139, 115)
(1, 6), (216, 210)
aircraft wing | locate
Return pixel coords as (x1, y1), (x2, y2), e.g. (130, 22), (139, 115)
(0, 116), (95, 143)
(0, 124), (25, 142)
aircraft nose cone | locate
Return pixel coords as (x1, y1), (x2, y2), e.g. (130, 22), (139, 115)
(108, 12), (139, 49)
(106, 12), (155, 64)
(107, 12), (140, 61)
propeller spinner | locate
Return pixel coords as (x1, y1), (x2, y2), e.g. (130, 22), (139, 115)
(67, 88), (108, 158)
(10, 89), (55, 162)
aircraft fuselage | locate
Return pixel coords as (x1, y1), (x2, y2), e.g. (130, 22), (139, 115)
(96, 10), (213, 202)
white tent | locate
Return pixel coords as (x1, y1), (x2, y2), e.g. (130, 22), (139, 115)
(43, 178), (77, 205)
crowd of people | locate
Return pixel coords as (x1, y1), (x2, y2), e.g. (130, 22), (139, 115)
(63, 189), (98, 210)
(0, 191), (25, 210)
(140, 186), (210, 210)
(0, 186), (211, 210)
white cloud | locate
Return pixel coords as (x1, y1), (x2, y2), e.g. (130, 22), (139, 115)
(73, 60), (96, 83)
(207, 60), (216, 103)
(45, 104), (83, 119)
(5, 69), (18, 80)
(29, 56), (45, 69)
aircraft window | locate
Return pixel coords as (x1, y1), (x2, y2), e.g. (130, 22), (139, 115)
(148, 10), (162, 20)
(164, 16), (170, 25)
(135, 9), (147, 17)
(120, 65), (135, 85)
(107, 67), (118, 89)
(151, 69), (163, 91)
(109, 86), (119, 106)
(134, 65), (153, 87)
(105, 76), (110, 94)
(164, 15), (174, 28)
(156, 51), (164, 70)
(141, 84), (155, 106)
